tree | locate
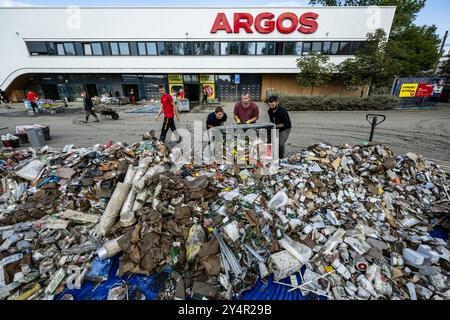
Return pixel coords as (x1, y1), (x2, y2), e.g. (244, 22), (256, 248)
(309, 0), (426, 34)
(337, 29), (399, 92)
(439, 54), (450, 77)
(309, 0), (440, 90)
(296, 54), (336, 95)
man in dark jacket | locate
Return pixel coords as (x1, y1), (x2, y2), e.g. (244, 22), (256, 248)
(267, 95), (291, 159)
(81, 91), (99, 123)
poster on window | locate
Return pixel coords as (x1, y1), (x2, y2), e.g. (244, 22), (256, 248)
(202, 83), (215, 100)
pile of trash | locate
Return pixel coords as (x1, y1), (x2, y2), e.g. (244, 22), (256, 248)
(0, 139), (449, 300)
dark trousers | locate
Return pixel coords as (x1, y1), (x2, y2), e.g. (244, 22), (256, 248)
(30, 101), (38, 114)
(160, 117), (179, 142)
(85, 109), (99, 122)
(201, 95), (208, 106)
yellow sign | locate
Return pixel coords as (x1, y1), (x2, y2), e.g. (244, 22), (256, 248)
(168, 74), (183, 84)
(202, 83), (215, 100)
(399, 83), (419, 97)
(200, 74), (214, 84)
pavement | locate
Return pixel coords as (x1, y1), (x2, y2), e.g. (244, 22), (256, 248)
(1, 101), (449, 161)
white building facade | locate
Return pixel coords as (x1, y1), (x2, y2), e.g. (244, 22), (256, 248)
(0, 6), (395, 102)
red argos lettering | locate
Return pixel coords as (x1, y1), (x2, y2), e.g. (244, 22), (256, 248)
(210, 12), (233, 33)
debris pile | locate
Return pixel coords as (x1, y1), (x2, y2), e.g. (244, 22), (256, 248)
(0, 141), (449, 300)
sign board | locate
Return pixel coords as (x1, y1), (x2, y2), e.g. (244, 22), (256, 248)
(200, 74), (214, 84)
(168, 74), (183, 84)
(399, 83), (419, 97)
(234, 74), (240, 84)
(415, 83), (433, 97)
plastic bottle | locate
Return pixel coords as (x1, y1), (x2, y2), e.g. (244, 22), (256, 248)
(268, 190), (288, 209)
(331, 259), (351, 280)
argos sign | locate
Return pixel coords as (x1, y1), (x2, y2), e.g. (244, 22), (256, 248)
(210, 12), (319, 34)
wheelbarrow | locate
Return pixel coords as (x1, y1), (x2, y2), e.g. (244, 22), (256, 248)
(100, 107), (119, 120)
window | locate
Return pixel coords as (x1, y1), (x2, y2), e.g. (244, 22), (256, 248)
(165, 42), (174, 55)
(110, 42), (119, 55)
(312, 42), (322, 54)
(92, 43), (103, 55)
(221, 42), (240, 55)
(173, 42), (185, 55)
(146, 42), (157, 55)
(26, 42), (48, 56)
(56, 43), (65, 55)
(46, 42), (56, 55)
(350, 41), (364, 55)
(84, 43), (93, 56)
(110, 42), (129, 55)
(63, 43), (76, 55)
(338, 42), (351, 55)
(283, 42), (302, 55)
(302, 42), (312, 55)
(240, 42), (256, 55)
(119, 42), (130, 55)
(322, 42), (331, 55)
(184, 42), (193, 55)
(330, 42), (340, 55)
(138, 42), (146, 55)
(276, 42), (284, 55)
(157, 42), (165, 55)
(257, 42), (273, 55)
(213, 42), (220, 55)
(192, 42), (202, 55)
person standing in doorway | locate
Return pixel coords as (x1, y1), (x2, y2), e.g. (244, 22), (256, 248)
(26, 90), (39, 114)
(81, 91), (100, 123)
(155, 85), (181, 143)
(130, 89), (136, 105)
(201, 86), (209, 106)
(267, 95), (291, 159)
(234, 92), (259, 124)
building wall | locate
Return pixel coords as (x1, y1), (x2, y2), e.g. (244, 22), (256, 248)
(262, 74), (369, 99)
(0, 6), (396, 91)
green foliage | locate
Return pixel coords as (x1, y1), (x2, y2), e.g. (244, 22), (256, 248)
(296, 54), (336, 94)
(439, 55), (450, 77)
(279, 95), (399, 111)
(309, 0), (440, 88)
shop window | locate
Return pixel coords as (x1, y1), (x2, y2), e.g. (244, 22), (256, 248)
(240, 42), (256, 55)
(338, 42), (351, 55)
(138, 42), (146, 55)
(146, 42), (157, 55)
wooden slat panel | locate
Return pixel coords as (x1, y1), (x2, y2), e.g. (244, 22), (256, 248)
(262, 74), (368, 99)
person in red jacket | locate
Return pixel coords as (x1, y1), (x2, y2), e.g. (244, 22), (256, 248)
(155, 85), (181, 143)
(26, 91), (39, 114)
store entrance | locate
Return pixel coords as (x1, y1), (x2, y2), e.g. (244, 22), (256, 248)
(184, 84), (200, 106)
(41, 84), (60, 100)
(86, 84), (98, 98)
(123, 84), (139, 102)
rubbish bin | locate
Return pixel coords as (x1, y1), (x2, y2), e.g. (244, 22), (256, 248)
(26, 128), (46, 149)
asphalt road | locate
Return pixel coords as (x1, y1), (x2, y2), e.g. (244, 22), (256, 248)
(1, 101), (449, 161)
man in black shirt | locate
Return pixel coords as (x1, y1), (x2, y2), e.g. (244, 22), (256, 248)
(206, 106), (227, 129)
(267, 95), (291, 159)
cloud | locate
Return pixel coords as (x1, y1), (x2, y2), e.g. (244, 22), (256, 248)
(263, 0), (311, 6)
(0, 0), (35, 6)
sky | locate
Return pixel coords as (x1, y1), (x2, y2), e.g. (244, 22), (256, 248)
(1, 0), (449, 45)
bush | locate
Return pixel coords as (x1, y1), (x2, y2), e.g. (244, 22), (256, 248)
(278, 95), (399, 111)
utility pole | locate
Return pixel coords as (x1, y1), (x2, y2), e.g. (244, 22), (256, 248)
(434, 30), (448, 75)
